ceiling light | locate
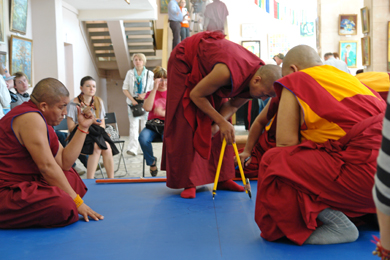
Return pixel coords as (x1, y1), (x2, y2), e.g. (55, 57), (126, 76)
(125, 0), (130, 4)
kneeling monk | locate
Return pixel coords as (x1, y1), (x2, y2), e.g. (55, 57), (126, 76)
(253, 45), (386, 245)
(161, 31), (281, 199)
(0, 78), (103, 228)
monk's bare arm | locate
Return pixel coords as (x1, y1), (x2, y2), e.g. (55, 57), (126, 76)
(13, 112), (78, 199)
(276, 88), (300, 147)
(189, 63), (236, 143)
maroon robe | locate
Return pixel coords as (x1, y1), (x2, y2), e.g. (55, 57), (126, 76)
(162, 31), (264, 189)
(0, 101), (87, 228)
(255, 67), (386, 245)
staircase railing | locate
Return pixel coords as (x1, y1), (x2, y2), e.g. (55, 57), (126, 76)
(162, 15), (169, 69)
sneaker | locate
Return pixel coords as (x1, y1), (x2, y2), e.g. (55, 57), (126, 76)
(126, 150), (137, 156)
(73, 165), (86, 176)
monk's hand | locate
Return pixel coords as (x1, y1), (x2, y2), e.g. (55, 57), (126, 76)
(78, 203), (104, 222)
(236, 151), (252, 168)
(76, 105), (94, 130)
(219, 120), (235, 145)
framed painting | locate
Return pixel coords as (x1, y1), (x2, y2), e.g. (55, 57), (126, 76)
(10, 35), (33, 85)
(339, 14), (357, 36)
(160, 0), (169, 13)
(361, 36), (370, 66)
(242, 40), (260, 58)
(0, 0), (4, 43)
(360, 7), (370, 34)
(339, 41), (358, 68)
(10, 0), (28, 34)
(0, 51), (6, 68)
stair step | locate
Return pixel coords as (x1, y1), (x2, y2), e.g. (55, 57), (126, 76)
(94, 46), (114, 51)
(96, 53), (115, 57)
(124, 22), (152, 28)
(89, 31), (110, 37)
(127, 38), (153, 43)
(128, 45), (154, 50)
(86, 23), (108, 28)
(125, 30), (153, 36)
(130, 51), (155, 57)
(91, 39), (112, 44)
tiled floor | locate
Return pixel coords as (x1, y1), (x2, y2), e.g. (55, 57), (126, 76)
(76, 125), (248, 180)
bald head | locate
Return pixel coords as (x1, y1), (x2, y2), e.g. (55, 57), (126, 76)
(31, 78), (69, 106)
(282, 45), (323, 76)
(256, 64), (282, 87)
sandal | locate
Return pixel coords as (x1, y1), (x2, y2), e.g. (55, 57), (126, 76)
(150, 157), (158, 177)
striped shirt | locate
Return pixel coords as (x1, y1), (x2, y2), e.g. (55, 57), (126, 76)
(374, 93), (390, 215)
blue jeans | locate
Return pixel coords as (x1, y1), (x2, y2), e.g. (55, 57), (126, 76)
(138, 128), (163, 166)
(180, 27), (190, 41)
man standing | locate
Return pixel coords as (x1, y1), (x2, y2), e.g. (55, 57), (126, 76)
(161, 31), (281, 199)
(168, 0), (183, 49)
(323, 52), (349, 73)
(204, 0), (229, 33)
(0, 78), (103, 228)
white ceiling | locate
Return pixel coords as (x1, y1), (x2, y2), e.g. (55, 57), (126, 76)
(63, 0), (155, 10)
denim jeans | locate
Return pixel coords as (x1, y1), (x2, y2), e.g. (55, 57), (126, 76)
(180, 27), (190, 41)
(138, 128), (163, 166)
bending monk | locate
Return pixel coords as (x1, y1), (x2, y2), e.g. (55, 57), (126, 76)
(161, 31), (281, 199)
(356, 71), (390, 101)
(248, 45), (386, 245)
(0, 78), (103, 228)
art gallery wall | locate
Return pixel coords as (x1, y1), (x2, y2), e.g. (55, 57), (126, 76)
(318, 0), (364, 75)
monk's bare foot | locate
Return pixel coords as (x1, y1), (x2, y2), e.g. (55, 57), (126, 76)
(181, 187), (196, 199)
(217, 179), (244, 192)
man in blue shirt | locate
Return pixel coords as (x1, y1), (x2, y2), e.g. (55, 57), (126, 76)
(168, 0), (183, 49)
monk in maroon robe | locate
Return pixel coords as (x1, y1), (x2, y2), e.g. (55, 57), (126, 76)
(161, 31), (281, 198)
(238, 45), (385, 245)
(0, 78), (103, 228)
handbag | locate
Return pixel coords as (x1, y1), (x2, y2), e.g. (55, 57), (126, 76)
(129, 102), (146, 117)
(145, 118), (164, 135)
(105, 125), (120, 141)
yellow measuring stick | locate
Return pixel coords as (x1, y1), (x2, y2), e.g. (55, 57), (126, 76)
(212, 138), (227, 199)
(232, 142), (252, 198)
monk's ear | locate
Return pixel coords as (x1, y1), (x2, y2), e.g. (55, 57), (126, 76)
(290, 65), (299, 73)
(253, 75), (262, 84)
(38, 102), (49, 112)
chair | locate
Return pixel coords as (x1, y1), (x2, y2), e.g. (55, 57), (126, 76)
(142, 135), (163, 177)
(105, 112), (128, 175)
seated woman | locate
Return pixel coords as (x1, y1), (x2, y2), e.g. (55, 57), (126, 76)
(139, 66), (167, 177)
(67, 76), (118, 179)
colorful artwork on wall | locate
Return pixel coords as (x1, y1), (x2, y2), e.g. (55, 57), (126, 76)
(339, 41), (358, 68)
(361, 36), (370, 66)
(339, 14), (357, 36)
(160, 0), (169, 13)
(0, 0), (4, 43)
(360, 7), (369, 34)
(268, 34), (291, 60)
(10, 35), (33, 85)
(10, 0), (28, 34)
(0, 51), (6, 68)
(241, 41), (260, 58)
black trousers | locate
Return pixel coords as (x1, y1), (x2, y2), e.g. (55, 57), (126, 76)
(169, 20), (181, 49)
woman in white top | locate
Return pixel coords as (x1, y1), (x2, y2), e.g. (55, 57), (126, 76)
(122, 53), (154, 156)
(0, 64), (11, 119)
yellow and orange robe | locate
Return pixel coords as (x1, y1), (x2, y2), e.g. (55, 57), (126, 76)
(255, 65), (386, 245)
(356, 71), (390, 101)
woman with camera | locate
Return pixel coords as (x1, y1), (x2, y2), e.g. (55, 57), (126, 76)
(138, 66), (167, 177)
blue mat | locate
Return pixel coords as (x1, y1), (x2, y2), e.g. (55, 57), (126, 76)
(0, 180), (380, 260)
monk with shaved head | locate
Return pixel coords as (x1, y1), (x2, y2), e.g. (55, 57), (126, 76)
(242, 44), (386, 245)
(162, 31), (282, 199)
(0, 78), (103, 228)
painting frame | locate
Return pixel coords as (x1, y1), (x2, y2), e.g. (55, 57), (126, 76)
(360, 7), (370, 34)
(338, 14), (358, 36)
(339, 40), (358, 68)
(10, 0), (28, 35)
(0, 0), (4, 43)
(10, 35), (33, 85)
(241, 40), (260, 58)
(361, 36), (370, 67)
(0, 51), (6, 68)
